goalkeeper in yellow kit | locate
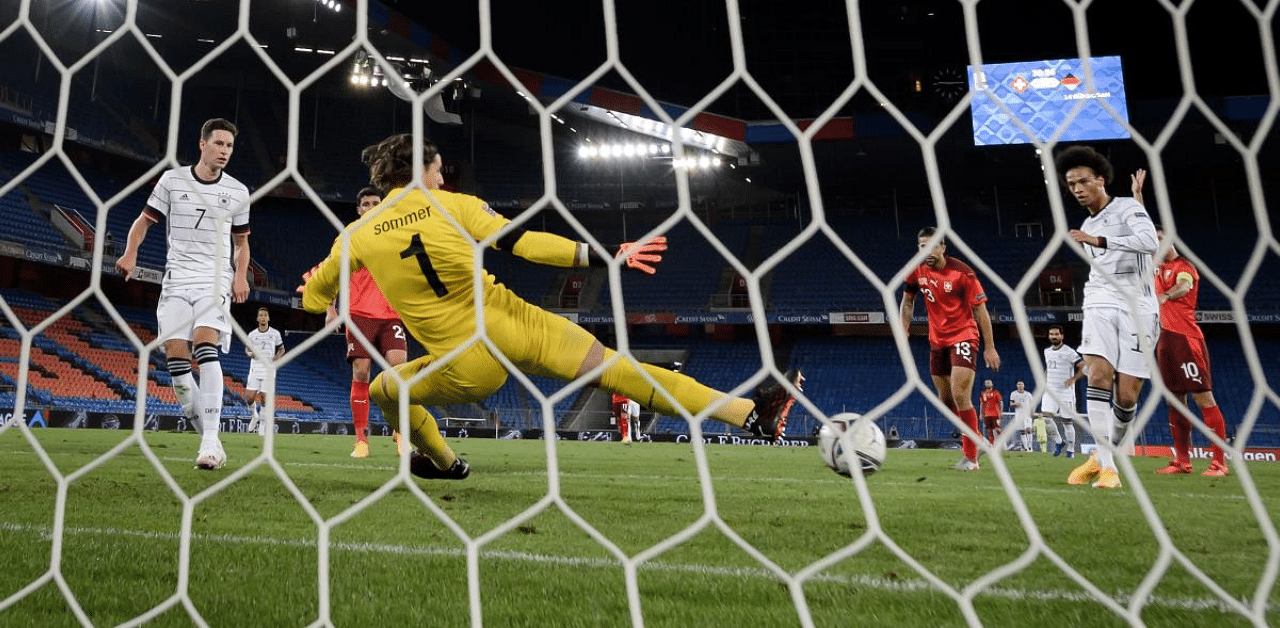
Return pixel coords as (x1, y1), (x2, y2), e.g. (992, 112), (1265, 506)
(301, 134), (803, 479)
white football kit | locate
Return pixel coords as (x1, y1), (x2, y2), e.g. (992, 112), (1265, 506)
(1009, 390), (1033, 429)
(245, 326), (283, 391)
(1076, 197), (1160, 378)
(1041, 344), (1082, 417)
(148, 165), (251, 351)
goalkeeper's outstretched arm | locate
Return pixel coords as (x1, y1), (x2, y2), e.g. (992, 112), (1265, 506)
(299, 236), (360, 314)
(500, 227), (668, 275)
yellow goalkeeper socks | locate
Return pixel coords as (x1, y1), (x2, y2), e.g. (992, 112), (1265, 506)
(597, 349), (753, 427)
(371, 373), (457, 471)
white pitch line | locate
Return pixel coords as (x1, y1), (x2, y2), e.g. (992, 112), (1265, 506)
(0, 448), (1256, 501)
(0, 521), (1270, 615)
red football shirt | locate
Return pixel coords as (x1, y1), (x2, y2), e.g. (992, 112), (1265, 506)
(979, 389), (1003, 417)
(349, 267), (400, 320)
(611, 393), (630, 419)
(905, 256), (987, 348)
(1157, 256), (1202, 340)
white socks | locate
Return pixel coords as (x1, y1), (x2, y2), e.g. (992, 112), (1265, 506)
(167, 357), (203, 435)
(1086, 387), (1115, 470)
(194, 343), (223, 448)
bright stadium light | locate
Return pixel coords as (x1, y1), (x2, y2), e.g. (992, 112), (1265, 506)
(577, 146), (590, 159)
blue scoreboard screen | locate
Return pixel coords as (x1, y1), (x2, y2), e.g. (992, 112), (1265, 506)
(968, 56), (1131, 146)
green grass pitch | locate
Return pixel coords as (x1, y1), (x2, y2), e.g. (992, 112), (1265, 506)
(0, 428), (1276, 627)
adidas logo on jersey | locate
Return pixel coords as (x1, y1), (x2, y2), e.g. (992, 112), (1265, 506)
(180, 193), (191, 200)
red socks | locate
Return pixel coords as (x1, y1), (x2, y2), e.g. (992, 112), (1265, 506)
(959, 407), (980, 462)
(1170, 405), (1228, 466)
(351, 380), (370, 442)
(1167, 408), (1192, 464)
(1201, 405), (1228, 466)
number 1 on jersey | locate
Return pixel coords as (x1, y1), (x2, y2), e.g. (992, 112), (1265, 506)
(400, 234), (448, 297)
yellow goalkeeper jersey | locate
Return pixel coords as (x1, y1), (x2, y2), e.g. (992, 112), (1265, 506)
(301, 187), (577, 354)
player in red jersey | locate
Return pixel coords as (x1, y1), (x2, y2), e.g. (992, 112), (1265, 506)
(900, 227), (1001, 470)
(331, 187), (412, 458)
(1153, 227), (1229, 476)
(611, 392), (634, 444)
(978, 379), (1003, 445)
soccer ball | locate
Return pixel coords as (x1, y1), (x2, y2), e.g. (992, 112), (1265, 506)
(817, 412), (886, 477)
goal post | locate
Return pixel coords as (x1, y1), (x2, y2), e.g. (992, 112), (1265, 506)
(0, 1), (1277, 627)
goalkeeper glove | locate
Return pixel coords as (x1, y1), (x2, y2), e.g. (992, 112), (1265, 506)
(296, 263), (321, 294)
(616, 236), (667, 275)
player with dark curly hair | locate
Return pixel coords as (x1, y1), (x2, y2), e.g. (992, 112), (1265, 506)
(301, 134), (803, 479)
(1057, 146), (1158, 490)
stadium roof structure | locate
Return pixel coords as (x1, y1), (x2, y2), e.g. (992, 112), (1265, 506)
(376, 0), (1275, 186)
(5, 0), (1274, 194)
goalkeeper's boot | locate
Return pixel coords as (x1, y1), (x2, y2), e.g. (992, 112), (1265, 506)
(351, 440), (370, 458)
(393, 431), (407, 456)
(743, 369), (804, 441)
(1067, 453), (1101, 485)
(1092, 467), (1122, 489)
(1154, 460), (1193, 474)
(1202, 460), (1229, 477)
(1052, 441), (1065, 457)
(195, 441), (226, 471)
(410, 453), (471, 480)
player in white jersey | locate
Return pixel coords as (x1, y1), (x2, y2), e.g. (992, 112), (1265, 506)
(1039, 324), (1084, 457)
(626, 398), (641, 443)
(1057, 147), (1159, 489)
(244, 307), (284, 435)
(116, 118), (252, 471)
(1008, 381), (1035, 451)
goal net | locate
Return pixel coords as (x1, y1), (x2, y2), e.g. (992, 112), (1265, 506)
(0, 0), (1276, 626)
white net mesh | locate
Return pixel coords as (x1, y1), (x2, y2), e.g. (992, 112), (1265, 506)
(1, 0), (1277, 626)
